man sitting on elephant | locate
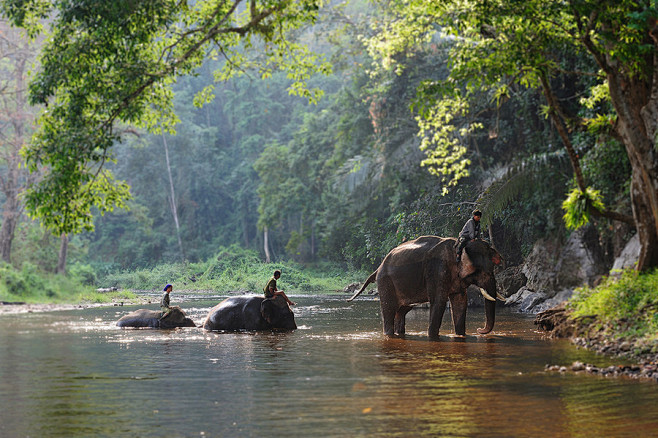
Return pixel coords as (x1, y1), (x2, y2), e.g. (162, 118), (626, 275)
(264, 270), (295, 306)
(456, 209), (482, 262)
(159, 284), (173, 320)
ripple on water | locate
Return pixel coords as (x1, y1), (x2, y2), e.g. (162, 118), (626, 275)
(1, 297), (657, 438)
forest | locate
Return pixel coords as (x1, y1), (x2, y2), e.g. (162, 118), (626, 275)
(0, 0), (656, 302)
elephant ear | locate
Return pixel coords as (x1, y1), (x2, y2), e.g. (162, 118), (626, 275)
(260, 299), (274, 324)
(458, 250), (477, 278)
(492, 248), (502, 266)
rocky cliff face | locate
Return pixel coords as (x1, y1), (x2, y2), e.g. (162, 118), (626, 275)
(499, 225), (638, 314)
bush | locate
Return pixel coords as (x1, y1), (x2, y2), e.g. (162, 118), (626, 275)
(568, 269), (658, 341)
(94, 245), (370, 294)
(69, 263), (97, 286)
(0, 262), (100, 303)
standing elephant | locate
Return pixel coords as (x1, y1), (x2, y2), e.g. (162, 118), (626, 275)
(202, 295), (297, 331)
(116, 306), (196, 328)
(348, 236), (503, 338)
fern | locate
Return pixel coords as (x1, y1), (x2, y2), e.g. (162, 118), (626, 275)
(562, 187), (605, 229)
(476, 150), (567, 228)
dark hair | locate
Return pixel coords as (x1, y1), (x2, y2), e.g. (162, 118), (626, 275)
(274, 270), (281, 277)
(472, 209), (482, 217)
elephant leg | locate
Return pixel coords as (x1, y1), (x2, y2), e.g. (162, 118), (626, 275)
(394, 306), (412, 335)
(378, 278), (398, 336)
(449, 293), (468, 336)
(428, 299), (447, 339)
(381, 305), (396, 336)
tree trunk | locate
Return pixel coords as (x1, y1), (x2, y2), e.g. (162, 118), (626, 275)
(577, 11), (658, 271)
(0, 164), (20, 263)
(241, 198), (250, 247)
(607, 74), (658, 271)
(539, 73), (634, 226)
(311, 221), (316, 259)
(162, 133), (185, 260)
(0, 33), (31, 264)
(56, 233), (68, 275)
(264, 226), (271, 263)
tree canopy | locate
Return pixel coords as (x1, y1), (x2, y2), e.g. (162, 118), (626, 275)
(1, 0), (330, 235)
(366, 0), (658, 270)
(0, 0), (650, 276)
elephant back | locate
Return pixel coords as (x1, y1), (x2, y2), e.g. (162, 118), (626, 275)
(117, 307), (195, 328)
(203, 295), (296, 331)
(159, 307), (196, 328)
(116, 309), (162, 328)
(383, 235), (454, 267)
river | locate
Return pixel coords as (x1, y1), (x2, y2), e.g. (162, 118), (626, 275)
(0, 295), (656, 437)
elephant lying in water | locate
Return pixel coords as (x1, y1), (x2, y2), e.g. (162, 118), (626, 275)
(202, 295), (297, 331)
(116, 306), (196, 328)
(348, 236), (503, 338)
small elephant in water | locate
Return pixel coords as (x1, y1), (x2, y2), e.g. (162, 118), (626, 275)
(348, 236), (503, 338)
(116, 306), (196, 329)
(202, 295), (297, 331)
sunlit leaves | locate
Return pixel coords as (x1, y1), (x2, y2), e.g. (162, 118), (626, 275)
(562, 186), (605, 230)
(417, 92), (474, 193)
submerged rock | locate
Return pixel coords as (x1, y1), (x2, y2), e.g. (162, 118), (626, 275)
(545, 361), (658, 382)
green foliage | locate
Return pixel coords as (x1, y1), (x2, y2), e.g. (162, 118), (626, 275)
(68, 262), (97, 286)
(562, 187), (605, 230)
(363, 0), (652, 244)
(98, 245), (367, 293)
(5, 0), (640, 277)
(4, 0), (331, 236)
(0, 261), (105, 303)
(569, 269), (658, 342)
(580, 140), (631, 206)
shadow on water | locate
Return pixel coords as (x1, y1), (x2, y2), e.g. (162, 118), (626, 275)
(0, 294), (656, 437)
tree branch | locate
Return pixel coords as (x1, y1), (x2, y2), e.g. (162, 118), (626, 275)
(538, 71), (587, 192)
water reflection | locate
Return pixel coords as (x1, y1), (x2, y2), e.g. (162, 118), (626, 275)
(0, 296), (656, 437)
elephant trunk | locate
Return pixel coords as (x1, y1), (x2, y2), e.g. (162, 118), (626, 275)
(477, 282), (496, 334)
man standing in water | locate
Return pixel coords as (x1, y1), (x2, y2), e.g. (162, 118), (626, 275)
(264, 270), (296, 306)
(160, 284), (173, 319)
(455, 209), (482, 262)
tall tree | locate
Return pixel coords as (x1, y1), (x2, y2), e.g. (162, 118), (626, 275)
(1, 0), (330, 239)
(0, 19), (38, 263)
(161, 133), (185, 260)
(367, 0), (658, 271)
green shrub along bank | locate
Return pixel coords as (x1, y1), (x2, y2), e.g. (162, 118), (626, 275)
(97, 245), (369, 294)
(0, 262), (137, 304)
(568, 269), (658, 345)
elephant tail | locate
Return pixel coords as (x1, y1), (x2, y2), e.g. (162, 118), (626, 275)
(347, 270), (377, 302)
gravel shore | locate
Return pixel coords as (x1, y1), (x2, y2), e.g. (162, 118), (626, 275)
(535, 303), (658, 383)
(0, 299), (149, 315)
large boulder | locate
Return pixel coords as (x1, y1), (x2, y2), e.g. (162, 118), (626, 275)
(507, 225), (608, 313)
(496, 265), (527, 298)
(521, 239), (560, 292)
(554, 224), (608, 288)
(611, 233), (640, 272)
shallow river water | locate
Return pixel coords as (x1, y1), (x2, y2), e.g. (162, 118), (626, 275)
(0, 295), (657, 438)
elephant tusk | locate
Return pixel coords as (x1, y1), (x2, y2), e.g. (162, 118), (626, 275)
(496, 292), (506, 302)
(479, 287), (496, 302)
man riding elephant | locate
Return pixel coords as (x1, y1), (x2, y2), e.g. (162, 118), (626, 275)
(348, 235), (504, 338)
(160, 284), (173, 320)
(455, 209), (482, 262)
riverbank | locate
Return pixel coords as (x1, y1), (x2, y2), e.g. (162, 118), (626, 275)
(0, 302), (108, 315)
(535, 302), (658, 383)
(0, 294), (149, 315)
